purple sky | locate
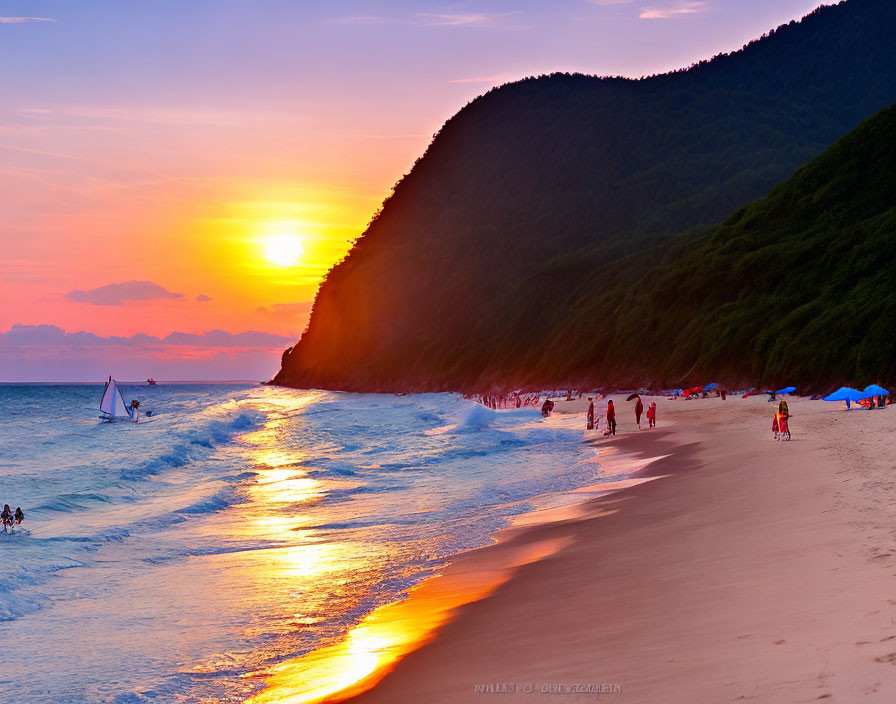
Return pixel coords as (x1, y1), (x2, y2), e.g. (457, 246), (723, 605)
(0, 0), (826, 381)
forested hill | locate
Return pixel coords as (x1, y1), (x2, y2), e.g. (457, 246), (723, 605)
(584, 102), (896, 389)
(275, 0), (896, 392)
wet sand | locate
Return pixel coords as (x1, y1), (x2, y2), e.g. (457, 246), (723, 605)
(342, 395), (896, 703)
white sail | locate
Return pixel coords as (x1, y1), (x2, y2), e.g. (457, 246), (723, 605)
(100, 376), (115, 414)
(100, 377), (132, 420)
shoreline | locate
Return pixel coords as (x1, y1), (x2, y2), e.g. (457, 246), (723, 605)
(243, 411), (667, 704)
(338, 395), (896, 703)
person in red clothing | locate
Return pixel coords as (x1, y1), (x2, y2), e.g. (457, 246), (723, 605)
(606, 400), (616, 436)
(646, 401), (656, 428)
(635, 397), (644, 429)
(586, 398), (595, 430)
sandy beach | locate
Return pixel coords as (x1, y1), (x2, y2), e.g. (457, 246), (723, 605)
(334, 394), (896, 703)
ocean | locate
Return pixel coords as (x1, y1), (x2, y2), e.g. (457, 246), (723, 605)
(0, 384), (632, 702)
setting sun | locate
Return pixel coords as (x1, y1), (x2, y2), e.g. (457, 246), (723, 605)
(264, 234), (305, 267)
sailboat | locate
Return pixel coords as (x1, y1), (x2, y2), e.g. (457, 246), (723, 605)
(99, 376), (136, 422)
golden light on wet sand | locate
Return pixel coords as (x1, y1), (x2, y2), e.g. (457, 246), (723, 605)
(242, 536), (571, 704)
(227, 390), (570, 704)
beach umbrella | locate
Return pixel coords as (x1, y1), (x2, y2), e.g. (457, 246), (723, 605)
(775, 386), (797, 395)
(626, 393), (641, 401)
(703, 382), (718, 391)
(822, 387), (863, 402)
(863, 384), (889, 397)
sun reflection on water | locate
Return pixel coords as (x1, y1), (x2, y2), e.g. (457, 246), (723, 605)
(242, 536), (570, 704)
(185, 387), (576, 704)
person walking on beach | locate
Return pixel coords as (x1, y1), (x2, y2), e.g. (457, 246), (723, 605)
(587, 398), (595, 430)
(772, 414), (779, 440)
(606, 400), (616, 436)
(635, 397), (644, 429)
(647, 401), (656, 428)
(777, 399), (791, 441)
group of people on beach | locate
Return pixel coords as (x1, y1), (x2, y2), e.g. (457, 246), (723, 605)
(588, 397), (656, 435)
(477, 393), (541, 410)
(1, 504), (24, 533)
(474, 390), (657, 435)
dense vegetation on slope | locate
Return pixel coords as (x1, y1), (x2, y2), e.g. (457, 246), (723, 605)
(276, 0), (896, 392)
(580, 103), (896, 388)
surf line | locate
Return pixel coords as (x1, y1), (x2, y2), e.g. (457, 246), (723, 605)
(242, 444), (667, 704)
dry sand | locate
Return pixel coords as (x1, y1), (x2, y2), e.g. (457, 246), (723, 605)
(342, 395), (896, 703)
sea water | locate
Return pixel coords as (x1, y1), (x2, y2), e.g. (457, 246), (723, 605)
(0, 384), (631, 702)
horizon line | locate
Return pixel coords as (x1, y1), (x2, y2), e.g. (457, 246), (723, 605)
(0, 379), (266, 385)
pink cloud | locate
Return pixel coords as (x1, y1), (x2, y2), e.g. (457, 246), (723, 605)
(0, 324), (295, 381)
(0, 324), (293, 349)
(66, 280), (184, 306)
(640, 2), (707, 19)
(0, 17), (54, 24)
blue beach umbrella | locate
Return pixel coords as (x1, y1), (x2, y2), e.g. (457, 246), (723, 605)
(703, 382), (718, 391)
(775, 386), (797, 395)
(822, 387), (863, 402)
(863, 384), (889, 397)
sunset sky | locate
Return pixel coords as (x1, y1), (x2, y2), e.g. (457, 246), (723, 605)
(1, 0), (823, 380)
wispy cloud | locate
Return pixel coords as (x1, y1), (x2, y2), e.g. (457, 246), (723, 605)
(330, 15), (388, 25)
(19, 105), (283, 129)
(415, 12), (517, 27)
(446, 74), (508, 85)
(333, 11), (520, 29)
(0, 17), (54, 24)
(160, 330), (294, 347)
(639, 1), (707, 19)
(256, 302), (312, 317)
(66, 281), (184, 306)
(586, 0), (635, 5)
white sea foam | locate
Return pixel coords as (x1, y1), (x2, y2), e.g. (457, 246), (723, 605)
(0, 384), (635, 702)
